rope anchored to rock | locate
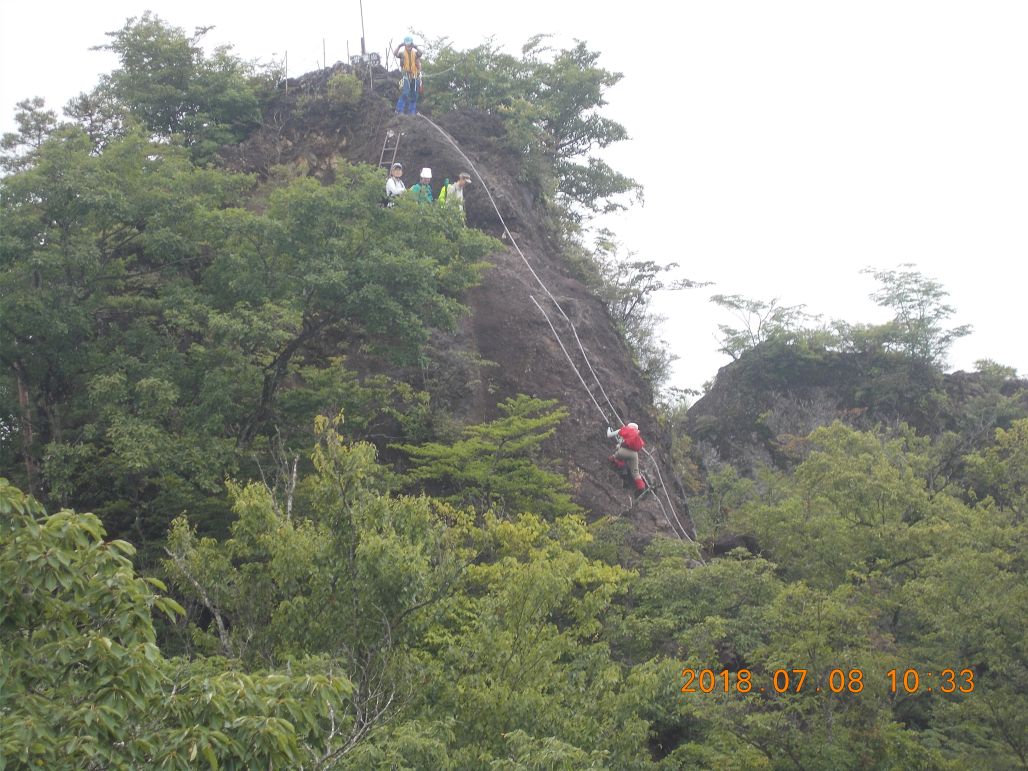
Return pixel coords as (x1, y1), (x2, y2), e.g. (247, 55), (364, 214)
(418, 114), (701, 554)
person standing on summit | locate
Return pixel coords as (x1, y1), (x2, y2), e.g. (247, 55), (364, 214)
(607, 422), (648, 497)
(394, 36), (423, 115)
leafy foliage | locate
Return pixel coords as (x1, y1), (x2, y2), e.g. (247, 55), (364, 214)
(93, 13), (264, 161)
(397, 395), (579, 519)
(326, 72), (363, 107)
(425, 36), (641, 229)
(706, 421), (1028, 768)
(0, 122), (493, 546)
(861, 263), (972, 365)
(0, 477), (355, 770)
(587, 230), (708, 389)
(710, 265), (972, 368)
(0, 97), (59, 172)
(711, 293), (822, 361)
(159, 415), (672, 767)
(2, 17), (1025, 769)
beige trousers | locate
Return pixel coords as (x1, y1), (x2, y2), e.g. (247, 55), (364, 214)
(614, 445), (640, 480)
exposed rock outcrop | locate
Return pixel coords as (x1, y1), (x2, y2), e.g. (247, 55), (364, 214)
(220, 64), (693, 539)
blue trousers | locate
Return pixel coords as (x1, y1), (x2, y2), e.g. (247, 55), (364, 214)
(395, 75), (420, 114)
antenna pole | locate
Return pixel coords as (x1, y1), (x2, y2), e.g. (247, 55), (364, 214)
(359, 0), (367, 55)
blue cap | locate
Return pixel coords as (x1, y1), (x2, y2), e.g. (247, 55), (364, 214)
(403, 36), (413, 44)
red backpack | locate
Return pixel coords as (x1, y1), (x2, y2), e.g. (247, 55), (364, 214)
(620, 425), (644, 452)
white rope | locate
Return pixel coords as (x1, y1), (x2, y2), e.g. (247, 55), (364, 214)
(643, 448), (701, 553)
(645, 478), (690, 544)
(567, 321), (624, 427)
(533, 295), (700, 550)
(530, 296), (610, 425)
(417, 117), (600, 372)
(417, 114), (700, 552)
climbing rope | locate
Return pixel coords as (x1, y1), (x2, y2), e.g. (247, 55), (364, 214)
(419, 116), (628, 424)
(532, 299), (693, 542)
(532, 297), (698, 549)
(530, 296), (610, 425)
(418, 114), (701, 554)
(420, 64), (460, 80)
(642, 449), (696, 544)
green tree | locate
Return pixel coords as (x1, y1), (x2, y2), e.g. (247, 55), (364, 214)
(397, 395), (579, 519)
(1, 121), (493, 544)
(0, 477), (355, 770)
(711, 293), (821, 360)
(588, 231), (707, 388)
(965, 417), (1028, 517)
(342, 506), (654, 768)
(0, 97), (59, 172)
(861, 263), (972, 365)
(718, 420), (1027, 767)
(736, 422), (942, 588)
(160, 413), (667, 768)
(426, 37), (641, 229)
(94, 13), (263, 161)
(162, 413), (481, 757)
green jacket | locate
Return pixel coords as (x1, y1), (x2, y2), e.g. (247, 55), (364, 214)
(409, 183), (433, 204)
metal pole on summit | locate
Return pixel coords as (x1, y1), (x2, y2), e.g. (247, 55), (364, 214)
(359, 0), (367, 55)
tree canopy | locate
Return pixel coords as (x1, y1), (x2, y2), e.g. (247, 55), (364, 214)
(93, 13), (266, 161)
(426, 36), (642, 230)
(0, 119), (494, 547)
(1, 14), (1025, 769)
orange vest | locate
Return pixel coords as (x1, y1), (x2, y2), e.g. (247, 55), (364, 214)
(400, 47), (420, 76)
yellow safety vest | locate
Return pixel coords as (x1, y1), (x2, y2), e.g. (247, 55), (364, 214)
(400, 47), (420, 76)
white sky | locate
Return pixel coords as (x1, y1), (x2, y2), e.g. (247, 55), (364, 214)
(2, 1), (1026, 394)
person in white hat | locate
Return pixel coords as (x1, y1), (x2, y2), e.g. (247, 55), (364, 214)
(385, 162), (406, 201)
(409, 168), (434, 203)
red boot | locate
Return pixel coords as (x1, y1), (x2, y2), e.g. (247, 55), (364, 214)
(608, 455), (626, 469)
(633, 477), (647, 497)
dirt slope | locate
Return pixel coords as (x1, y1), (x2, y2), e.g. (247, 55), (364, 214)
(220, 64), (694, 541)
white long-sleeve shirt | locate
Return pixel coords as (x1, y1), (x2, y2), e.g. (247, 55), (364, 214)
(386, 177), (406, 197)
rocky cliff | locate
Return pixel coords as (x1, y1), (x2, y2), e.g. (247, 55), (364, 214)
(220, 64), (693, 540)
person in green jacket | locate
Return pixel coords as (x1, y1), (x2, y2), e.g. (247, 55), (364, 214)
(409, 168), (433, 203)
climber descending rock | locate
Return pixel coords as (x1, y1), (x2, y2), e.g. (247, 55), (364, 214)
(606, 422), (650, 499)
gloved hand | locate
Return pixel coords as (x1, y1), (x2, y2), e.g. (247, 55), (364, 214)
(606, 426), (617, 439)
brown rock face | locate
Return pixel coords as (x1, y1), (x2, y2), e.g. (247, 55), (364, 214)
(222, 64), (694, 540)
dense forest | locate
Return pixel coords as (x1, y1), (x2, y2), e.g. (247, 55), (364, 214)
(2, 15), (1026, 770)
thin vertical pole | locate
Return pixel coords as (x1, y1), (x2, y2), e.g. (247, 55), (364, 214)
(359, 0), (366, 54)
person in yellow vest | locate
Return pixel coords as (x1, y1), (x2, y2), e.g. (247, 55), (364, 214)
(394, 37), (423, 115)
(442, 172), (472, 212)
